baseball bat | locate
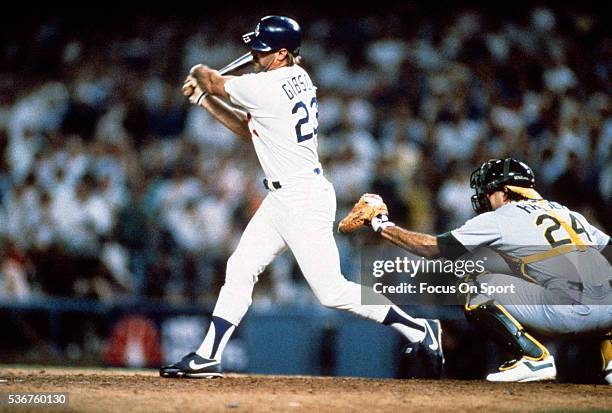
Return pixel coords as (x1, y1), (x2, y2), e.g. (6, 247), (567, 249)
(188, 52), (254, 104)
(216, 51), (254, 75)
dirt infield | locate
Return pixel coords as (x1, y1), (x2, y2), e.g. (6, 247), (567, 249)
(0, 366), (611, 413)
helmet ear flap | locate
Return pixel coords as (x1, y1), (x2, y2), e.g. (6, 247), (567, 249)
(470, 163), (493, 214)
(243, 16), (301, 55)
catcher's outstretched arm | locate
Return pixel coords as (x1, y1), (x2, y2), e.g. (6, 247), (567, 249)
(379, 226), (441, 259)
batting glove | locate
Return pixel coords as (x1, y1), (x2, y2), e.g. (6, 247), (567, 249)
(371, 214), (395, 233)
(362, 194), (395, 233)
(182, 76), (206, 105)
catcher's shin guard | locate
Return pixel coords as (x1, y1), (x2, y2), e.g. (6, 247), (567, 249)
(465, 301), (549, 361)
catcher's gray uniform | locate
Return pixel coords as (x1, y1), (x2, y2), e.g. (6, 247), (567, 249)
(449, 199), (612, 336)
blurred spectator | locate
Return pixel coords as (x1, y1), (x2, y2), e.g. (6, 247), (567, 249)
(0, 239), (33, 301)
(0, 4), (608, 308)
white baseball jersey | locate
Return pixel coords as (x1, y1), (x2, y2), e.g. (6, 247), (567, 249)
(224, 65), (320, 182)
(212, 64), (393, 330)
(450, 199), (611, 301)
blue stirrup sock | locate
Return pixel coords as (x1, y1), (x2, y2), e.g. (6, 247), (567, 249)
(383, 306), (427, 343)
(196, 316), (236, 361)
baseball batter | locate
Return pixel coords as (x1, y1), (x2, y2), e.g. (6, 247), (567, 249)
(160, 15), (444, 379)
(341, 158), (612, 383)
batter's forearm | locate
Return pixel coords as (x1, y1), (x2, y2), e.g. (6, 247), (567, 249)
(380, 226), (441, 259)
(201, 96), (251, 139)
(191, 65), (231, 100)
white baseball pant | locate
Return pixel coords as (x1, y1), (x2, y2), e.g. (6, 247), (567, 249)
(212, 173), (391, 326)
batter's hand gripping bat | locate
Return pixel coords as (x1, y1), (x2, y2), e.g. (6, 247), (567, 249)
(183, 52), (253, 104)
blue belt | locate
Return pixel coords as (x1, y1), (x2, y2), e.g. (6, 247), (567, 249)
(263, 167), (321, 190)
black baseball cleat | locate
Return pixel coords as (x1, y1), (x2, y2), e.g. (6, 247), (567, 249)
(159, 352), (222, 378)
(418, 319), (445, 379)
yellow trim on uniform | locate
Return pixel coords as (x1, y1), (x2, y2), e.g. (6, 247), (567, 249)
(518, 263), (539, 284)
(541, 207), (586, 250)
(499, 359), (519, 371)
(505, 185), (543, 200)
(520, 244), (577, 265)
(515, 200), (587, 281)
(523, 332), (550, 361)
(464, 302), (479, 311)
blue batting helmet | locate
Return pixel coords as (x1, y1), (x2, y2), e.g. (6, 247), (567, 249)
(242, 15), (301, 56)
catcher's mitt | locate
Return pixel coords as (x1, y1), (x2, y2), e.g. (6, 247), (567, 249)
(338, 193), (388, 233)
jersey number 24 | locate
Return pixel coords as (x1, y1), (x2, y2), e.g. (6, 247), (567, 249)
(292, 97), (318, 143)
(536, 213), (592, 248)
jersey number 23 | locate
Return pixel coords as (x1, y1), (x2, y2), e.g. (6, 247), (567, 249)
(292, 97), (318, 143)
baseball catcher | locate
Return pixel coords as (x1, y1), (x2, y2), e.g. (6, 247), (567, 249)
(342, 158), (612, 383)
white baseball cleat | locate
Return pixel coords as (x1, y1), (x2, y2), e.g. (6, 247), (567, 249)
(486, 355), (556, 382)
(604, 361), (612, 385)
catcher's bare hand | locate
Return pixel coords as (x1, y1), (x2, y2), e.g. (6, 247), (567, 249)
(338, 193), (389, 233)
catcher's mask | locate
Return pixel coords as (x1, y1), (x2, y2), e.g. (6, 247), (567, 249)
(470, 158), (541, 214)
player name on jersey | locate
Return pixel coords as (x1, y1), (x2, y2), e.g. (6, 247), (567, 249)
(514, 200), (566, 214)
(281, 74), (315, 101)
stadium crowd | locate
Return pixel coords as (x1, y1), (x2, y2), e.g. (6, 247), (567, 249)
(0, 5), (610, 309)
